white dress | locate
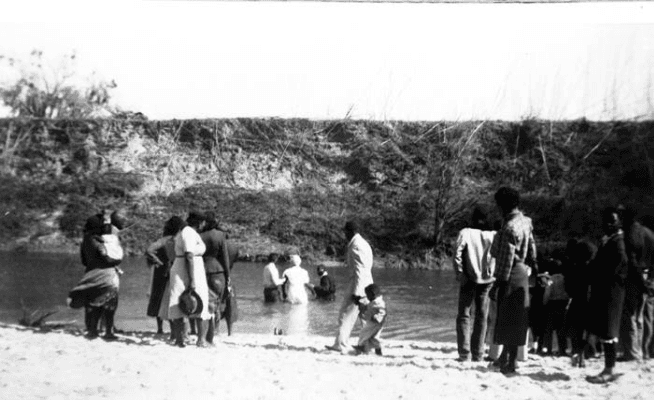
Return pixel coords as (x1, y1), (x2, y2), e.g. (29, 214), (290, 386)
(282, 266), (310, 304)
(159, 226), (211, 320)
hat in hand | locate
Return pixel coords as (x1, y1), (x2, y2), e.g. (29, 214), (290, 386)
(179, 288), (203, 316)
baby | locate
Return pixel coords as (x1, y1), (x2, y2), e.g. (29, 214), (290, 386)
(353, 283), (387, 356)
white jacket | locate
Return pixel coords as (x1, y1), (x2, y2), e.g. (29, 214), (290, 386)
(453, 228), (496, 284)
(346, 233), (374, 297)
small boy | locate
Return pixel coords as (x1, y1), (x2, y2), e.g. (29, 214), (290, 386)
(353, 283), (387, 356)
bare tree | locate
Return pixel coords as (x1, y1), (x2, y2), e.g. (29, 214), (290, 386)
(0, 50), (116, 119)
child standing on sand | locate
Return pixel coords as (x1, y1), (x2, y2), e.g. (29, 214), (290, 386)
(353, 283), (387, 356)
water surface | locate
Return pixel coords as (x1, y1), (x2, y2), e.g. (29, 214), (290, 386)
(0, 252), (459, 342)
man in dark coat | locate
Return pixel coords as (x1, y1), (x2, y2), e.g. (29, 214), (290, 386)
(311, 266), (336, 301)
(586, 207), (628, 384)
(619, 207), (654, 361)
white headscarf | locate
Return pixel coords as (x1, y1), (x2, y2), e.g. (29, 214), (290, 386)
(289, 254), (302, 267)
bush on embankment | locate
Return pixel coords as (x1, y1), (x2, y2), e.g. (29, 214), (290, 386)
(0, 117), (653, 268)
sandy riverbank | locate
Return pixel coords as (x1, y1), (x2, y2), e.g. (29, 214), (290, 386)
(0, 323), (652, 400)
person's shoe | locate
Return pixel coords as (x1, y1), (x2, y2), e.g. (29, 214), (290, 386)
(500, 363), (517, 375)
(375, 348), (383, 356)
(175, 340), (186, 348)
(103, 333), (119, 341)
(352, 345), (365, 355)
(325, 345), (341, 352)
(491, 358), (507, 369)
(456, 355), (470, 362)
(616, 355), (638, 362)
(471, 356), (482, 362)
(586, 371), (622, 384)
(85, 331), (99, 340)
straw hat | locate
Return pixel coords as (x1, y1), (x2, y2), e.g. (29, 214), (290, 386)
(179, 288), (203, 316)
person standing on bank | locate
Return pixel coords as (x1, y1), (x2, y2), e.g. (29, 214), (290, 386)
(69, 214), (123, 340)
(145, 216), (182, 335)
(200, 212), (235, 343)
(563, 237), (597, 367)
(311, 266), (337, 301)
(489, 187), (537, 375)
(326, 220), (374, 354)
(160, 211), (212, 348)
(263, 253), (285, 303)
(585, 207), (628, 384)
(619, 206), (654, 362)
(453, 206), (497, 362)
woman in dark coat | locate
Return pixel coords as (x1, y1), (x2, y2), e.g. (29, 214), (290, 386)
(145, 216), (182, 334)
(69, 214), (123, 340)
(586, 207), (628, 384)
(563, 237), (597, 367)
(200, 212), (236, 342)
(489, 187), (538, 374)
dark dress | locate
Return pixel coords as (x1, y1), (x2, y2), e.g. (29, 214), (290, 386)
(145, 236), (174, 317)
(563, 239), (597, 351)
(587, 232), (628, 340)
(200, 229), (237, 316)
(69, 234), (120, 311)
(495, 262), (531, 345)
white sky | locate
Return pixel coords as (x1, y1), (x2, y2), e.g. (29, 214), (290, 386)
(1, 1), (653, 121)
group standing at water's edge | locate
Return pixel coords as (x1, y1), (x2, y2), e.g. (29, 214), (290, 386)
(451, 186), (654, 383)
(63, 188), (654, 386)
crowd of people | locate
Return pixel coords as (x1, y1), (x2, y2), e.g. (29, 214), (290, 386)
(453, 187), (654, 383)
(65, 185), (654, 383)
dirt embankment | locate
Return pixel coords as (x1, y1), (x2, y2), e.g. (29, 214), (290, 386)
(1, 118), (653, 268)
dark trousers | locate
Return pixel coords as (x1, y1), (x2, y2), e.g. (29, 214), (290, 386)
(456, 280), (492, 359)
(264, 286), (282, 303)
(620, 280), (646, 359)
(544, 300), (569, 354)
(643, 295), (654, 359)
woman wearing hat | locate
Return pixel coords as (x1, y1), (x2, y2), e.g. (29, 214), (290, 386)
(159, 212), (212, 347)
(282, 255), (311, 304)
(68, 213), (123, 340)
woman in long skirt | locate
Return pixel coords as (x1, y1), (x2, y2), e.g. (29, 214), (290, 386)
(145, 216), (182, 334)
(159, 212), (212, 347)
(585, 207), (628, 384)
(489, 187), (538, 375)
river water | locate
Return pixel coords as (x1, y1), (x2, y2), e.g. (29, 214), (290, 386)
(0, 252), (459, 342)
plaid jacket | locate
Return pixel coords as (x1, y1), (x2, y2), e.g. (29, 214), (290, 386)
(491, 210), (537, 283)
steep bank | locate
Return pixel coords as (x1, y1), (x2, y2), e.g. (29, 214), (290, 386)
(1, 118), (653, 268)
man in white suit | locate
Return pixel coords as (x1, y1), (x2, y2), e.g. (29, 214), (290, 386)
(326, 220), (374, 353)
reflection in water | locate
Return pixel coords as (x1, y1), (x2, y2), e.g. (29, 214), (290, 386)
(0, 252), (459, 342)
(285, 304), (309, 336)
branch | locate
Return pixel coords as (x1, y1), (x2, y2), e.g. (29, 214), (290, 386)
(538, 133), (551, 183)
(582, 126), (613, 161)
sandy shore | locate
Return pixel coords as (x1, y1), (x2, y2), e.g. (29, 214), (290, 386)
(0, 323), (652, 400)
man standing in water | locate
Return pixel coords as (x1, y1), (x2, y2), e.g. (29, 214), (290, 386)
(326, 220), (374, 354)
